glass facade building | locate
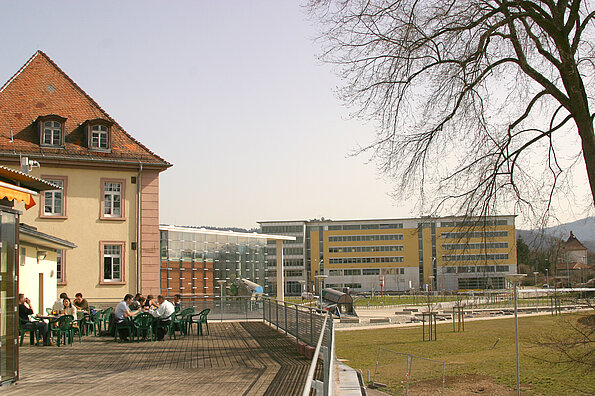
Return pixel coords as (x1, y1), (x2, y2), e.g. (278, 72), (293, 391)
(159, 226), (271, 299)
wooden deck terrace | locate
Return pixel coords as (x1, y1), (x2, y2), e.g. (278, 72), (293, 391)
(3, 322), (317, 396)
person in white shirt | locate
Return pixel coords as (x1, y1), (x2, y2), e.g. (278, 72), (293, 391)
(52, 292), (68, 312)
(150, 295), (175, 340)
(114, 294), (141, 341)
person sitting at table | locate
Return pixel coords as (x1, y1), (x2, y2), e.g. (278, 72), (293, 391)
(18, 294), (52, 346)
(144, 295), (156, 309)
(52, 292), (68, 313)
(61, 297), (78, 317)
(114, 294), (142, 341)
(73, 292), (90, 312)
(129, 293), (143, 310)
(137, 296), (146, 310)
(150, 295), (175, 340)
(174, 294), (183, 311)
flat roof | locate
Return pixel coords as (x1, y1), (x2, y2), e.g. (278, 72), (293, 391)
(160, 225), (295, 241)
(258, 215), (516, 224)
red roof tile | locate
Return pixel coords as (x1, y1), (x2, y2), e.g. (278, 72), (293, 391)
(564, 231), (587, 251)
(0, 51), (171, 168)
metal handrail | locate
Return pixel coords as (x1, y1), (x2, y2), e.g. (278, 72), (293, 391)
(302, 312), (329, 396)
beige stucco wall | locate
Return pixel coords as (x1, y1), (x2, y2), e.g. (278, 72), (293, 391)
(18, 246), (57, 315)
(16, 165), (139, 303)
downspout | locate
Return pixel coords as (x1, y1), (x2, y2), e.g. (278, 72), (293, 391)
(136, 163), (142, 293)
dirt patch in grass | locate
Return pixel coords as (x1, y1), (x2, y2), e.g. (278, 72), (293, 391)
(408, 374), (514, 395)
(577, 313), (594, 327)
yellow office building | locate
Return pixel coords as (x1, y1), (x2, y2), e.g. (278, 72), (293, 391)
(259, 216), (516, 293)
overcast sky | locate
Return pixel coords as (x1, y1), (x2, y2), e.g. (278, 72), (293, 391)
(1, 1), (590, 229)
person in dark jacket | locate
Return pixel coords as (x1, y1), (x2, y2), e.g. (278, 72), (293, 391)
(19, 293), (52, 345)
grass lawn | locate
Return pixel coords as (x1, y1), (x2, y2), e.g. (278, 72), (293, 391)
(336, 313), (594, 395)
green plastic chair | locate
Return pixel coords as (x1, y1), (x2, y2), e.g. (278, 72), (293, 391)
(133, 312), (154, 342)
(19, 317), (41, 346)
(153, 313), (176, 340)
(52, 315), (74, 347)
(84, 310), (101, 336)
(176, 308), (194, 335)
(100, 307), (113, 333)
(194, 308), (210, 336)
(114, 318), (136, 342)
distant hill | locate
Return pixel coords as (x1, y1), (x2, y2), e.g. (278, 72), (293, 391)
(518, 217), (595, 251)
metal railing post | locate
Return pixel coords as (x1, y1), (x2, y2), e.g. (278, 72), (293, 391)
(321, 345), (329, 395)
(310, 308), (314, 345)
(296, 304), (299, 342)
(285, 301), (288, 335)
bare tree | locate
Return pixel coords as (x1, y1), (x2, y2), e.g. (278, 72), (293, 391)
(308, 0), (595, 222)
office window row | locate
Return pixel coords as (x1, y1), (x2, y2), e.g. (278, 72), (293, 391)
(440, 231), (509, 239)
(328, 256), (404, 264)
(445, 265), (510, 273)
(328, 245), (404, 253)
(41, 176), (126, 220)
(442, 253), (509, 262)
(328, 267), (406, 276)
(441, 242), (509, 250)
(440, 219), (508, 227)
(328, 234), (403, 242)
(327, 223), (403, 231)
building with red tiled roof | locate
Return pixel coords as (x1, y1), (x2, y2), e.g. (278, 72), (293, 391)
(557, 231), (590, 285)
(0, 51), (172, 301)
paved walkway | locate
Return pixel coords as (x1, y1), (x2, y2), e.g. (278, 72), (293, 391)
(4, 322), (312, 395)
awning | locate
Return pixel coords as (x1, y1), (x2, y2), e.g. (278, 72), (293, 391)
(0, 183), (36, 209)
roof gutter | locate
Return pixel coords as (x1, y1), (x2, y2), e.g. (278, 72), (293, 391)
(0, 152), (171, 169)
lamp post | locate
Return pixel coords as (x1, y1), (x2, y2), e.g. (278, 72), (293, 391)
(315, 274), (328, 310)
(505, 273), (527, 396)
(545, 268), (549, 287)
(533, 271), (539, 289)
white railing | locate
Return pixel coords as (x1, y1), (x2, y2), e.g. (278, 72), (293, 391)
(262, 299), (335, 396)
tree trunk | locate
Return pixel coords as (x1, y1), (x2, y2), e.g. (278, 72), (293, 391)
(576, 116), (595, 206)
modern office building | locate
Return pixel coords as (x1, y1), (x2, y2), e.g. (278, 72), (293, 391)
(259, 216), (517, 293)
(159, 225), (294, 300)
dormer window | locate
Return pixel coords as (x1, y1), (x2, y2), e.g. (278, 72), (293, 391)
(36, 114), (67, 147)
(43, 121), (61, 145)
(84, 119), (113, 152)
(91, 125), (109, 149)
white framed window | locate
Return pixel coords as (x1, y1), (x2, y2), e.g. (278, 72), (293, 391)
(102, 244), (122, 282)
(43, 121), (62, 146)
(91, 125), (109, 149)
(43, 179), (64, 216)
(56, 250), (64, 283)
(103, 182), (122, 217)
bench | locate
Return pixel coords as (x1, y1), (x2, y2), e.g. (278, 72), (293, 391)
(369, 318), (391, 324)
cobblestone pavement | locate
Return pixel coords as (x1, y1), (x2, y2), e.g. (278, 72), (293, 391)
(3, 322), (311, 395)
